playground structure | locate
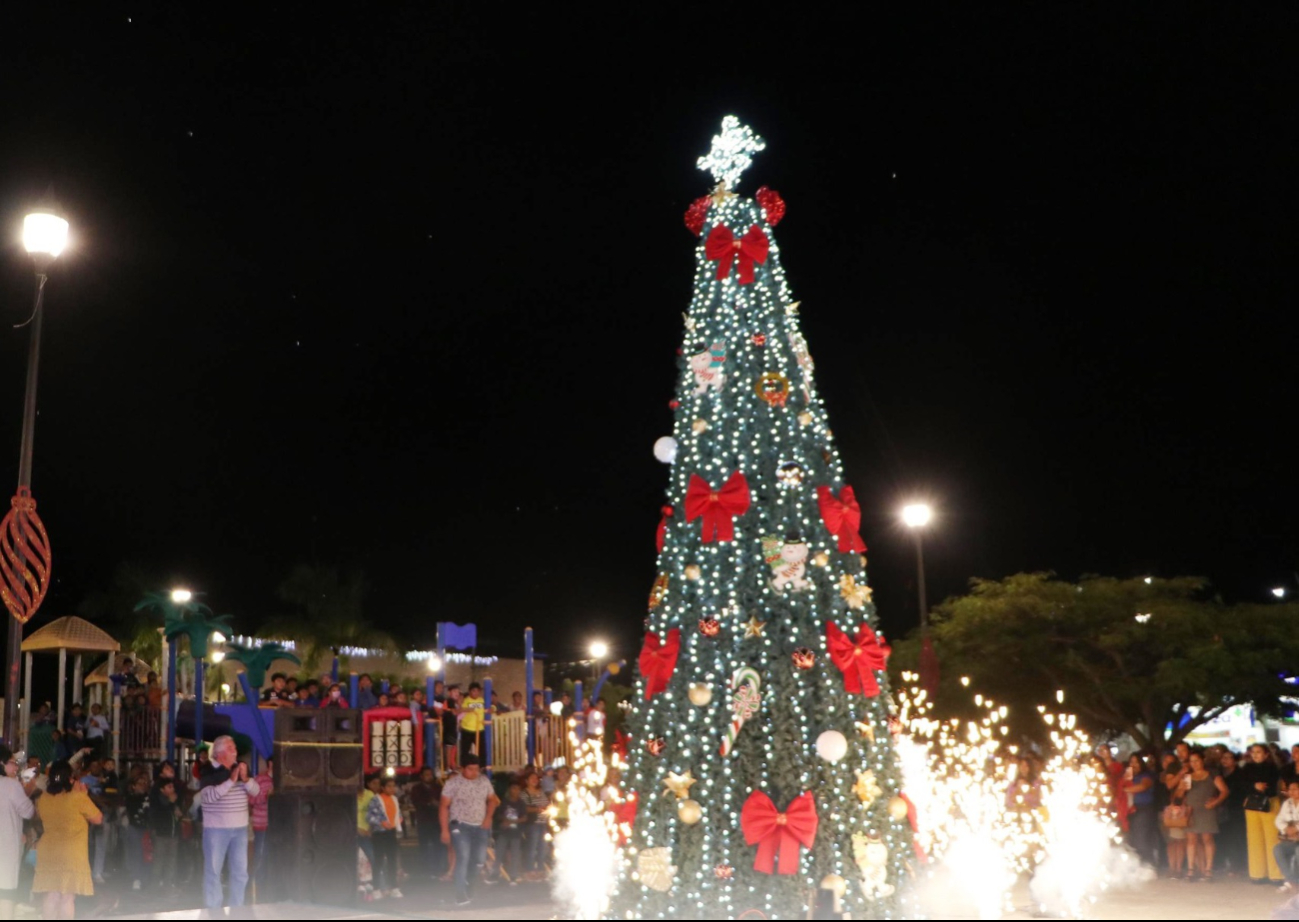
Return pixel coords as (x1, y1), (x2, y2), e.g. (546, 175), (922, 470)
(8, 618), (614, 780)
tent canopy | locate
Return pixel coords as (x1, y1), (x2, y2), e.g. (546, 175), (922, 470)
(21, 617), (122, 655)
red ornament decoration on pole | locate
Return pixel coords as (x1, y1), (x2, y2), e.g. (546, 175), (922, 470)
(741, 790), (818, 875)
(684, 471), (750, 543)
(638, 628), (681, 700)
(0, 488), (52, 624)
(825, 621), (891, 697)
(704, 224), (769, 284)
(656, 505), (673, 554)
(816, 485), (867, 554)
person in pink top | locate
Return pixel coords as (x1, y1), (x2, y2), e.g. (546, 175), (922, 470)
(250, 760), (273, 893)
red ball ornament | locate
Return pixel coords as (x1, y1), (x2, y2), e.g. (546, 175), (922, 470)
(755, 186), (786, 226)
(699, 618), (721, 637)
(647, 737), (667, 757)
(792, 647), (816, 670)
(753, 333), (767, 346)
(684, 195), (712, 236)
(669, 399), (680, 409)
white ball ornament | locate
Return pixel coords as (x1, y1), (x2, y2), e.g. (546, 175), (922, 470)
(653, 436), (679, 464)
(688, 683), (713, 707)
(816, 729), (849, 763)
(678, 799), (703, 825)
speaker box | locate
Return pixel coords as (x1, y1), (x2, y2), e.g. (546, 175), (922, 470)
(265, 792), (358, 906)
(273, 708), (364, 792)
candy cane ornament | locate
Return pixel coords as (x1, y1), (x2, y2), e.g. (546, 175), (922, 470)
(721, 666), (762, 756)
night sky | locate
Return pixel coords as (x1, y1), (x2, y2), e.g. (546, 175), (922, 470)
(1, 7), (1295, 667)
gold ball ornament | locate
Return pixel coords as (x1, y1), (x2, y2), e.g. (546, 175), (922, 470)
(688, 683), (713, 707)
(684, 564), (702, 581)
(820, 874), (847, 897)
(607, 662), (621, 676)
(692, 418), (709, 434)
(798, 410), (813, 427)
(678, 799), (703, 825)
(813, 551), (830, 567)
(888, 796), (909, 820)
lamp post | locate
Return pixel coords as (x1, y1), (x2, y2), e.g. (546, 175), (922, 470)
(2, 208), (69, 746)
(901, 503), (932, 632)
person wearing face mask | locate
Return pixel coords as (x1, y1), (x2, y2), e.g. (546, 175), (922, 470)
(320, 683), (349, 708)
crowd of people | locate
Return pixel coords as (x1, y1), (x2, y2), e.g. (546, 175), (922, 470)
(0, 669), (618, 918)
(1092, 740), (1299, 888)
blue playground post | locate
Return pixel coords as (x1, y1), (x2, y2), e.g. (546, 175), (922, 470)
(194, 658), (205, 747)
(331, 653), (339, 683)
(524, 628), (535, 763)
(590, 661), (625, 707)
(236, 673), (274, 761)
(425, 675), (435, 705)
(349, 673), (360, 708)
(166, 641), (178, 762)
(380, 679), (389, 695)
(483, 678), (494, 775)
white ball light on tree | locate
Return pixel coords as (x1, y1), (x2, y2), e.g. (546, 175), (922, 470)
(678, 799), (703, 825)
(816, 729), (848, 763)
(688, 683), (713, 707)
(653, 436), (679, 464)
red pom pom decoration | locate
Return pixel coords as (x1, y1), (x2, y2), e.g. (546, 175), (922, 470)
(684, 195), (712, 236)
(755, 186), (786, 226)
(753, 333), (767, 346)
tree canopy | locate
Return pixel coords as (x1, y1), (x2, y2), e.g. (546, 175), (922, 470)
(261, 563), (394, 674)
(892, 572), (1299, 750)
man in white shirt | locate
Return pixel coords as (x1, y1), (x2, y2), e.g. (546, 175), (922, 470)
(1275, 781), (1299, 892)
(0, 745), (37, 920)
(439, 756), (499, 906)
(199, 736), (261, 908)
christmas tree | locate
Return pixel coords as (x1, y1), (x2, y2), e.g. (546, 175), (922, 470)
(617, 118), (912, 920)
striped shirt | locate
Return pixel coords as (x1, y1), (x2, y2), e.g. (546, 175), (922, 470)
(198, 766), (261, 829)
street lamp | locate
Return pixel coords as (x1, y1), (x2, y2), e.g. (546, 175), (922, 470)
(1273, 588), (1287, 600)
(589, 640), (609, 660)
(2, 206), (70, 746)
(171, 588), (193, 604)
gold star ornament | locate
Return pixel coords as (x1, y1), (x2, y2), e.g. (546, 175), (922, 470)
(663, 770), (697, 799)
(839, 573), (872, 609)
(743, 615), (768, 638)
(710, 182), (737, 206)
(854, 720), (875, 742)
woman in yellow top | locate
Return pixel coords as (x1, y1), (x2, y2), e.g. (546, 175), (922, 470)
(34, 760), (103, 919)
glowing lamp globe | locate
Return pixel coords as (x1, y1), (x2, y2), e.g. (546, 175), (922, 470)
(426, 653), (443, 673)
(816, 729), (848, 763)
(549, 701), (564, 716)
(23, 211), (69, 259)
(589, 640), (609, 660)
(170, 588), (193, 604)
(901, 503), (932, 528)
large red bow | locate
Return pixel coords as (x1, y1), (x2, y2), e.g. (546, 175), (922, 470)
(825, 621), (891, 697)
(638, 628), (681, 700)
(741, 790), (818, 875)
(656, 505), (673, 554)
(704, 223), (769, 284)
(684, 472), (750, 543)
(817, 485), (867, 554)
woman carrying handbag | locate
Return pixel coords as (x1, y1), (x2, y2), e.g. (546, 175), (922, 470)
(1242, 743), (1284, 883)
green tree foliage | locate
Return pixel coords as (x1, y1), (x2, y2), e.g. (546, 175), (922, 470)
(262, 564), (395, 675)
(894, 573), (1299, 750)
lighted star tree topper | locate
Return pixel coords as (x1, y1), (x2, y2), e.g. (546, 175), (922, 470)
(614, 118), (914, 919)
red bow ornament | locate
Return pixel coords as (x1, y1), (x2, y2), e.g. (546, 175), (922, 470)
(656, 505), (673, 554)
(816, 485), (867, 554)
(638, 628), (681, 700)
(741, 790), (818, 875)
(825, 621), (891, 697)
(704, 223), (769, 284)
(684, 472), (750, 543)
